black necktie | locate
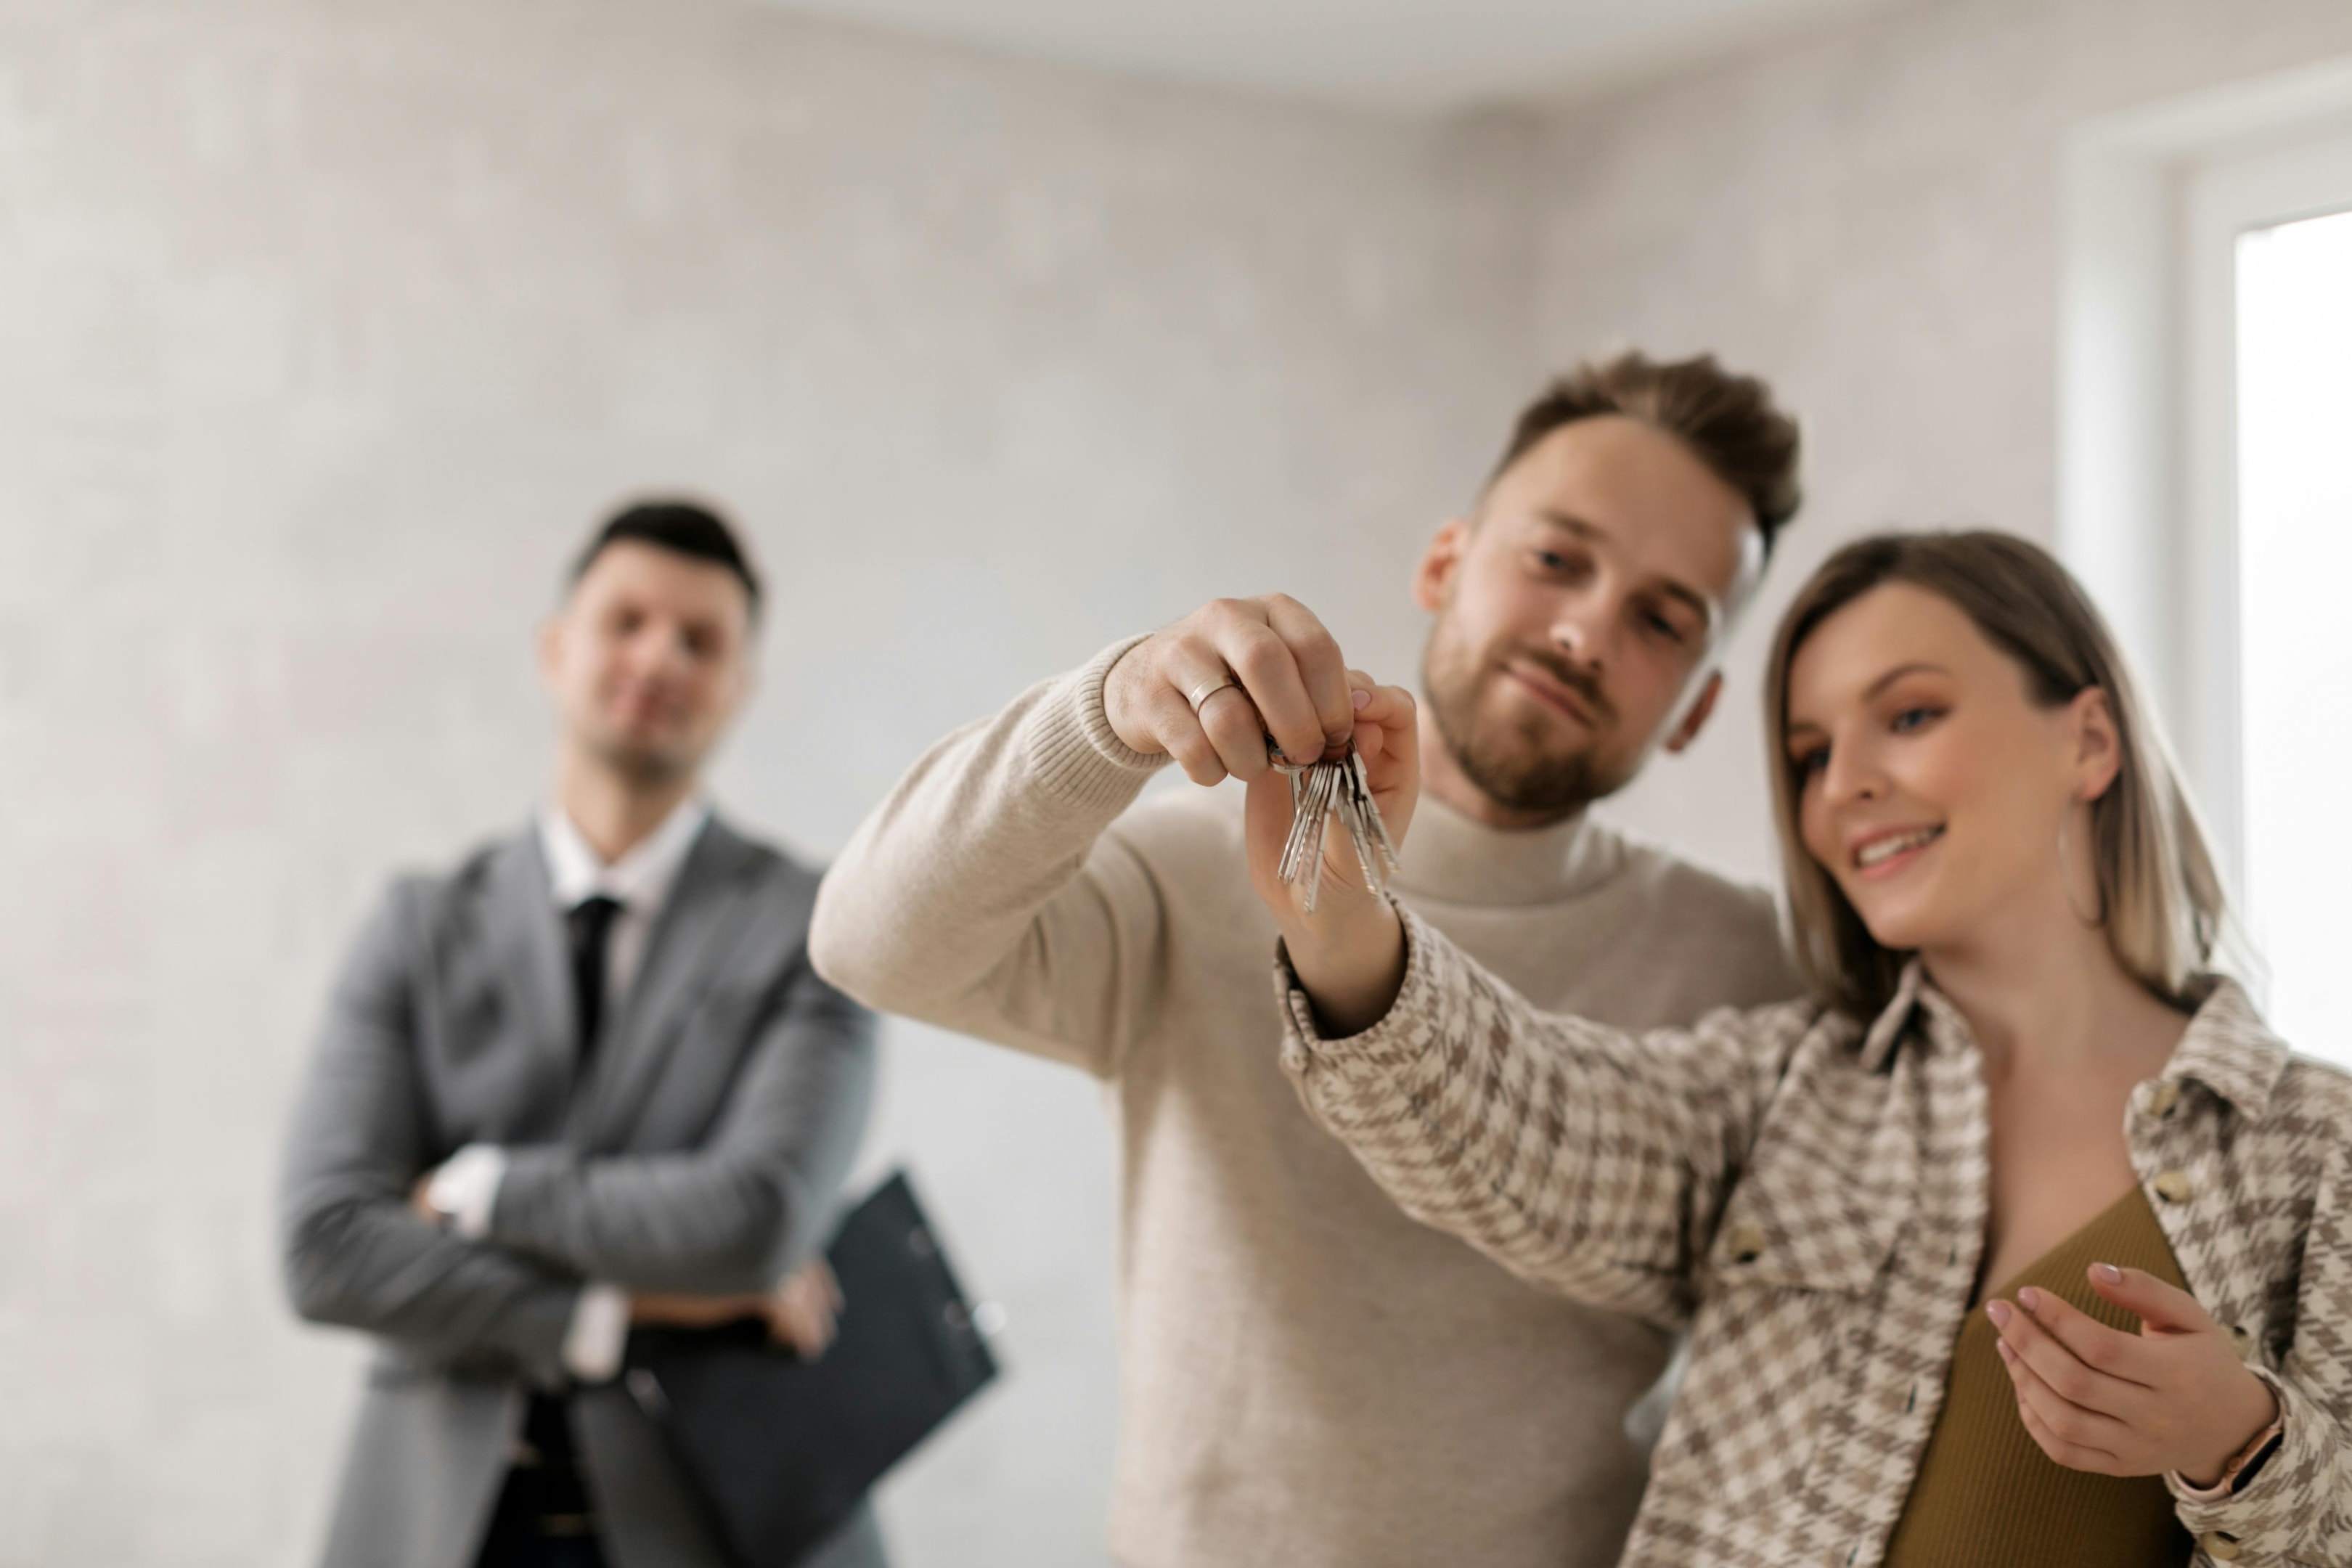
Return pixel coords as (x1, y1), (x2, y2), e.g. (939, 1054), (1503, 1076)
(566, 895), (625, 1061)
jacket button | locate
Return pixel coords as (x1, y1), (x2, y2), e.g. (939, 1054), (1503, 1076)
(1726, 1224), (1768, 1263)
(2147, 1080), (2182, 1119)
(2201, 1532), (2242, 1561)
(2152, 1169), (2194, 1204)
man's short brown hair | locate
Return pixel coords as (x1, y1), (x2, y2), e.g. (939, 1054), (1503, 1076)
(1490, 351), (1802, 555)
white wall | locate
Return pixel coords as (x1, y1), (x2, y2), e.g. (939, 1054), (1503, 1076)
(0, 3), (1535, 1564)
(1543, 0), (2352, 886)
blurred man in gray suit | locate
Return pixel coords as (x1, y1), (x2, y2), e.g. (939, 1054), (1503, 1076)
(282, 502), (885, 1568)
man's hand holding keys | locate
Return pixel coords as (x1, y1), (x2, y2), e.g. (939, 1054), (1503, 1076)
(1106, 594), (1420, 1038)
(1103, 595), (1366, 784)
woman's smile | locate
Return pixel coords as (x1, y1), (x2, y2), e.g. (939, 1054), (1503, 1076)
(1850, 822), (1945, 878)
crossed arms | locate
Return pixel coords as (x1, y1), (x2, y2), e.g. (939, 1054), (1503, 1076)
(279, 879), (875, 1387)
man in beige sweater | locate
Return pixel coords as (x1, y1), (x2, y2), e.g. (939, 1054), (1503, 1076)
(812, 353), (1805, 1568)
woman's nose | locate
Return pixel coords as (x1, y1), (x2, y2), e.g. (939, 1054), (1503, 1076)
(1822, 741), (1884, 806)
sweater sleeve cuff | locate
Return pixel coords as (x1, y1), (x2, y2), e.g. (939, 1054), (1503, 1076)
(1026, 634), (1169, 810)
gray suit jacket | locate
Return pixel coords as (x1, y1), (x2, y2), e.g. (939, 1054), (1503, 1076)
(282, 815), (886, 1568)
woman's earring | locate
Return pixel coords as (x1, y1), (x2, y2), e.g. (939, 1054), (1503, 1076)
(2057, 814), (2107, 927)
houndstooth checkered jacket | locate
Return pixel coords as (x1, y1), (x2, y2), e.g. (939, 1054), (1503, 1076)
(1277, 907), (2352, 1567)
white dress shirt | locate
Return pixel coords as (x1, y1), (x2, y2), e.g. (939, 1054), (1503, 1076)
(425, 793), (712, 1381)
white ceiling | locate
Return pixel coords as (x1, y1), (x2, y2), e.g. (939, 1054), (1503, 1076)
(750, 0), (1908, 113)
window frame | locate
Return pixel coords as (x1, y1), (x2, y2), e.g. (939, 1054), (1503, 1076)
(2057, 58), (2352, 889)
(2178, 128), (2352, 886)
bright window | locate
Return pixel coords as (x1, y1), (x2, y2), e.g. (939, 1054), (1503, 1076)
(2061, 73), (2352, 1062)
(2234, 207), (2352, 1061)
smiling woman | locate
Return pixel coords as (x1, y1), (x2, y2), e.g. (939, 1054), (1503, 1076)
(1765, 532), (2223, 1026)
(1254, 528), (2352, 1567)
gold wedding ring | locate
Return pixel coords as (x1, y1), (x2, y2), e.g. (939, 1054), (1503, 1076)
(1186, 677), (1238, 714)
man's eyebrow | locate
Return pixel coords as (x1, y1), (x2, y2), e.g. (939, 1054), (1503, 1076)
(1533, 512), (1609, 550)
(1535, 508), (1605, 541)
(1534, 508), (1717, 623)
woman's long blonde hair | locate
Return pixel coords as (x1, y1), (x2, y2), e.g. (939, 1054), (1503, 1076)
(1764, 531), (2227, 1020)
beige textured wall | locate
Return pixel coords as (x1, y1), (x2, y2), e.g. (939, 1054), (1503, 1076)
(0, 3), (1535, 1563)
(1548, 0), (2352, 885)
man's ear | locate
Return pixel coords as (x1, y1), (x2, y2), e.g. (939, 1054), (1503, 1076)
(1413, 518), (1472, 613)
(1662, 670), (1725, 755)
(2071, 686), (2123, 802)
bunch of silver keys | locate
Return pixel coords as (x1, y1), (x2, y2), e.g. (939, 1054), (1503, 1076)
(1272, 741), (1401, 914)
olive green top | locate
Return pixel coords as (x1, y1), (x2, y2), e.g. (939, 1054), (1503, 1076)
(1883, 1186), (2194, 1567)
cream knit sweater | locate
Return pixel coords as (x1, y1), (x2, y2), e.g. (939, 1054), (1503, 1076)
(810, 638), (1798, 1568)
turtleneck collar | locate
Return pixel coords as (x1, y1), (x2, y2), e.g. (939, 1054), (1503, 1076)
(1386, 791), (1625, 908)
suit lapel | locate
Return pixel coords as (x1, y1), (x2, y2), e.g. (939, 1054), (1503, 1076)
(483, 830), (582, 1114)
(574, 818), (767, 1148)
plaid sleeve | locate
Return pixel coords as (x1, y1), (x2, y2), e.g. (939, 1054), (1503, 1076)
(1276, 905), (1810, 1331)
(2170, 1131), (2352, 1564)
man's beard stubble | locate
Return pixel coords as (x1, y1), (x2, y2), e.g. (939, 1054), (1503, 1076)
(1420, 625), (1633, 820)
(584, 724), (698, 790)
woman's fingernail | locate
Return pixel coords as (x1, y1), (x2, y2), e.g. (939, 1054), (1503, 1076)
(1986, 1300), (2012, 1328)
(1352, 688), (1372, 711)
(1996, 1339), (2017, 1363)
(2093, 1262), (2123, 1284)
(2017, 1288), (2041, 1312)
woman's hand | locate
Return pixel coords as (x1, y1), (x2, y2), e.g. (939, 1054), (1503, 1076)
(1244, 674), (1419, 1037)
(1987, 1262), (2279, 1485)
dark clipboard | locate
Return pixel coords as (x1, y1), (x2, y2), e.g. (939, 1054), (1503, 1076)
(624, 1170), (1001, 1568)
